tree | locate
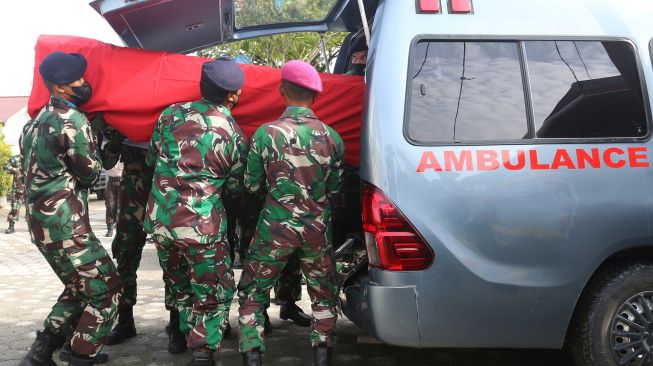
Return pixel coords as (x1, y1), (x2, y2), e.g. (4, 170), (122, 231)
(200, 0), (346, 71)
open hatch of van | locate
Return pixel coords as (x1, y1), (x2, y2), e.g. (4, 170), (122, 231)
(89, 0), (375, 53)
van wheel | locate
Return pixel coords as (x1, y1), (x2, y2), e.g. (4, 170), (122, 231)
(96, 190), (105, 200)
(570, 263), (653, 366)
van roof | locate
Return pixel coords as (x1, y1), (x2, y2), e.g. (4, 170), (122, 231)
(405, 0), (652, 43)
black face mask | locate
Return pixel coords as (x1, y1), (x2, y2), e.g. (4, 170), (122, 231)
(69, 82), (92, 106)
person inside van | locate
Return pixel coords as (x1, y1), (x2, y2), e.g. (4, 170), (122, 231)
(346, 49), (368, 75)
(343, 35), (368, 76)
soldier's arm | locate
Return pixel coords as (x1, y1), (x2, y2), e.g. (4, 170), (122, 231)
(326, 129), (346, 206)
(18, 120), (33, 171)
(63, 114), (102, 189)
(243, 127), (268, 195)
(146, 106), (171, 167)
(224, 123), (250, 201)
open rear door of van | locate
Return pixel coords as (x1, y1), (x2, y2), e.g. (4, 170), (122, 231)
(90, 0), (373, 54)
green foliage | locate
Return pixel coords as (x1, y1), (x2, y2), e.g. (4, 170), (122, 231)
(0, 127), (13, 196)
(199, 32), (346, 72)
(235, 0), (338, 28)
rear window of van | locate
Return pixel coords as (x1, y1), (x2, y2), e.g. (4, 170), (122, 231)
(406, 40), (648, 144)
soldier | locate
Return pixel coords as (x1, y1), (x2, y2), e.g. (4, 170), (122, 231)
(144, 58), (248, 366)
(237, 60), (344, 366)
(19, 51), (121, 366)
(4, 154), (23, 234)
(96, 130), (171, 348)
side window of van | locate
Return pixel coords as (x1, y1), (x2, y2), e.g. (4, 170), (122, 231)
(408, 41), (529, 142)
(406, 39), (648, 144)
(525, 41), (647, 139)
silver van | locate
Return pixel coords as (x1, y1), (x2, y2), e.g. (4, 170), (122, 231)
(91, 1), (653, 365)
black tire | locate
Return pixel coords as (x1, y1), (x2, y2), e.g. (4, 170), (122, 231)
(96, 190), (105, 200)
(570, 263), (653, 366)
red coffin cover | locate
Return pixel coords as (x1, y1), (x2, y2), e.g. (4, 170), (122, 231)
(28, 35), (364, 165)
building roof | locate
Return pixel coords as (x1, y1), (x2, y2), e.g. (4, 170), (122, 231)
(0, 96), (29, 122)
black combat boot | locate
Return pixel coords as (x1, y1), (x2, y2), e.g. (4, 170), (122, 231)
(105, 224), (113, 237)
(241, 348), (262, 366)
(188, 347), (215, 366)
(263, 309), (272, 334)
(68, 352), (111, 366)
(168, 309), (188, 354)
(60, 336), (109, 364)
(5, 222), (15, 234)
(313, 344), (332, 366)
(279, 301), (311, 327)
(106, 306), (136, 345)
(19, 329), (65, 366)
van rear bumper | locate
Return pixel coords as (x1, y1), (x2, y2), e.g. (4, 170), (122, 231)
(341, 271), (420, 347)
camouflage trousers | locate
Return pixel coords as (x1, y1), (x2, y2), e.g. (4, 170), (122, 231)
(6, 191), (23, 224)
(238, 234), (302, 304)
(104, 177), (121, 226)
(36, 233), (122, 357)
(111, 160), (155, 309)
(153, 234), (235, 350)
(238, 238), (338, 352)
(111, 225), (146, 309)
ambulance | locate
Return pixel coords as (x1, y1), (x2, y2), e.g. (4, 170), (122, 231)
(90, 0), (653, 365)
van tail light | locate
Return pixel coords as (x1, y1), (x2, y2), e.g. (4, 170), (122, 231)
(417, 0), (441, 13)
(362, 183), (435, 271)
(450, 0), (473, 13)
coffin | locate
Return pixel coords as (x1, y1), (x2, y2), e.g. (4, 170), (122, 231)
(28, 35), (364, 165)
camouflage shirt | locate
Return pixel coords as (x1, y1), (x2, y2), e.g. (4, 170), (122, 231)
(245, 107), (344, 220)
(144, 99), (248, 243)
(19, 97), (102, 244)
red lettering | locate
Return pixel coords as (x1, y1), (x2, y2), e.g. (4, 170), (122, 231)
(604, 148), (626, 168)
(501, 150), (526, 171)
(628, 147), (650, 168)
(444, 150), (473, 171)
(529, 150), (550, 170)
(551, 149), (576, 170)
(476, 150), (500, 171)
(576, 148), (601, 169)
(417, 151), (443, 172)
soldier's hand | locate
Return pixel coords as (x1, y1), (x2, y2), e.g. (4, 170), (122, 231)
(103, 127), (126, 148)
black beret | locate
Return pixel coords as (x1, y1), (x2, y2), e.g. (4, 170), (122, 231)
(39, 52), (87, 84)
(201, 59), (245, 92)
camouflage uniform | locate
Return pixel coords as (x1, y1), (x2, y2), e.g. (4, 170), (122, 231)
(228, 192), (302, 304)
(101, 143), (154, 308)
(20, 97), (121, 357)
(237, 106), (344, 352)
(145, 99), (248, 350)
(4, 155), (23, 225)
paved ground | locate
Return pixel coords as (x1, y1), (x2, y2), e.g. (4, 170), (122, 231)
(0, 198), (576, 365)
